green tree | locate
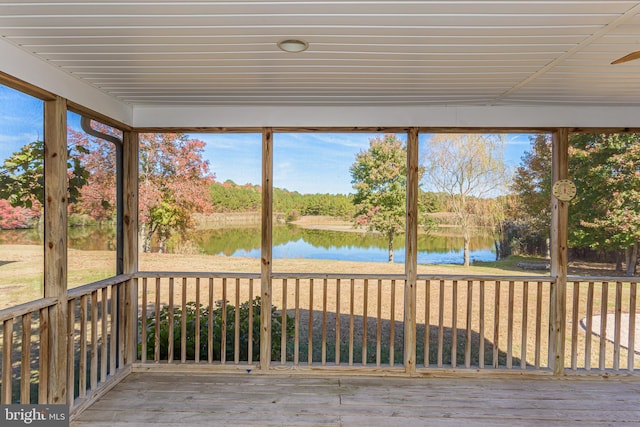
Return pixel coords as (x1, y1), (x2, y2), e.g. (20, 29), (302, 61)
(423, 134), (507, 266)
(510, 134), (553, 256)
(350, 134), (408, 263)
(570, 133), (640, 275)
(0, 139), (89, 218)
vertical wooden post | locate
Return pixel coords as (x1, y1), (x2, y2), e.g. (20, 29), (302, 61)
(404, 128), (419, 374)
(550, 128), (569, 375)
(44, 96), (68, 403)
(260, 128), (273, 369)
(123, 131), (139, 364)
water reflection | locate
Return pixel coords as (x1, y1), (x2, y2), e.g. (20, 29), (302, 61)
(1, 225), (497, 265)
(193, 226), (496, 265)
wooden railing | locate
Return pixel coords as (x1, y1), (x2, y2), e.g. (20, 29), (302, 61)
(416, 276), (553, 371)
(136, 272), (261, 366)
(0, 297), (57, 404)
(134, 272), (561, 372)
(2, 272), (638, 413)
(567, 276), (640, 372)
(0, 275), (133, 412)
(66, 275), (132, 413)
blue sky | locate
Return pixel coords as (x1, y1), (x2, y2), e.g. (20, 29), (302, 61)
(1, 84), (534, 195)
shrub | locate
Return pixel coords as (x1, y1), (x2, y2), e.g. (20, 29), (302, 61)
(139, 296), (294, 362)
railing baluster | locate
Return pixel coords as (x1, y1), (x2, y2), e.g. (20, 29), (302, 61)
(376, 279), (382, 367)
(507, 281), (516, 368)
(101, 287), (108, 379)
(90, 291), (98, 391)
(40, 306), (50, 404)
(248, 278), (253, 365)
(451, 280), (458, 368)
(168, 278), (174, 364)
(465, 280), (472, 369)
(535, 281), (542, 369)
(281, 278), (288, 365)
(235, 278), (240, 364)
(20, 313), (31, 404)
(424, 279), (430, 367)
(570, 280), (579, 370)
(308, 278), (314, 365)
(322, 278), (327, 366)
(521, 281), (529, 370)
(362, 279), (368, 365)
(208, 278), (214, 364)
(437, 279), (444, 368)
(335, 278), (341, 366)
(613, 281), (622, 371)
(2, 318), (14, 404)
(154, 279), (161, 363)
(294, 278), (299, 366)
(585, 281), (594, 371)
(79, 294), (87, 398)
(181, 278), (187, 364)
(599, 281), (608, 370)
(221, 278), (227, 364)
(493, 280), (501, 369)
(390, 279), (396, 367)
(629, 282), (637, 371)
(349, 278), (354, 366)
(195, 278), (200, 363)
(479, 280), (485, 369)
(65, 301), (74, 405)
(141, 278), (147, 364)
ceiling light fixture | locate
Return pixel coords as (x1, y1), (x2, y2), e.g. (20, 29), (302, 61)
(278, 39), (309, 53)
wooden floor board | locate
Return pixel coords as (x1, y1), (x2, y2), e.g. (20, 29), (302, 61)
(71, 372), (640, 427)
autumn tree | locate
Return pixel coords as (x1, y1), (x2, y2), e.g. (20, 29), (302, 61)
(67, 123), (119, 223)
(350, 134), (408, 263)
(0, 199), (37, 229)
(423, 134), (507, 266)
(139, 133), (214, 252)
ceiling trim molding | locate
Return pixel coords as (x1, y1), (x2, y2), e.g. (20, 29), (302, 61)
(0, 38), (133, 125)
(133, 105), (640, 129)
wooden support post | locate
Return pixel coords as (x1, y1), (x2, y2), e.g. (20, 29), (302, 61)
(44, 96), (68, 403)
(123, 131), (139, 365)
(260, 128), (273, 369)
(550, 128), (569, 375)
(404, 128), (419, 374)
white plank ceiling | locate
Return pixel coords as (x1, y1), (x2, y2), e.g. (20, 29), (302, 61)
(2, 1), (640, 107)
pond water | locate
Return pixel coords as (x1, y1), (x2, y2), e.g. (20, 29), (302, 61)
(190, 225), (496, 265)
(0, 224), (496, 265)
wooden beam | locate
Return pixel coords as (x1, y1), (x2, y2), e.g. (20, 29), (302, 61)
(0, 70), (56, 101)
(122, 131), (139, 365)
(404, 128), (419, 374)
(260, 128), (273, 369)
(44, 96), (68, 403)
(550, 128), (569, 375)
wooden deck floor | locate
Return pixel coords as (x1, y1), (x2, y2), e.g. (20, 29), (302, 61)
(71, 371), (640, 427)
